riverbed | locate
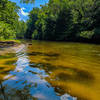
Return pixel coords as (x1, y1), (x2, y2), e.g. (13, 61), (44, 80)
(0, 40), (100, 100)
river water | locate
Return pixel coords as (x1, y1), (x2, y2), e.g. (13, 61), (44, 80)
(0, 40), (100, 100)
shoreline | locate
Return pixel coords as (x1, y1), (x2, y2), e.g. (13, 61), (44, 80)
(0, 41), (23, 55)
(0, 40), (21, 48)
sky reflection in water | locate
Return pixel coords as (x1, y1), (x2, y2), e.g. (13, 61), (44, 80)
(1, 41), (100, 100)
(0, 43), (75, 100)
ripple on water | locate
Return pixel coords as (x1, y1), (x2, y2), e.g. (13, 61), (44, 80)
(0, 41), (100, 100)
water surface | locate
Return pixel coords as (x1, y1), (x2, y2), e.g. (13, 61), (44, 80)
(0, 40), (100, 100)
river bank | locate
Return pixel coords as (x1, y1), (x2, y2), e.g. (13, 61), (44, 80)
(0, 40), (23, 55)
(0, 40), (21, 48)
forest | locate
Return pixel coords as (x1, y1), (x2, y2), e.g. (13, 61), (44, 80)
(0, 0), (27, 40)
(0, 0), (100, 43)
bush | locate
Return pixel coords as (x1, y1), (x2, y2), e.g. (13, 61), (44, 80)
(79, 31), (94, 39)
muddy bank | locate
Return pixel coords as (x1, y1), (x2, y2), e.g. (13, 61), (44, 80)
(0, 41), (25, 55)
(0, 41), (18, 48)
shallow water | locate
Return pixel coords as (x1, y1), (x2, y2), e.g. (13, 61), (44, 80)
(0, 40), (100, 100)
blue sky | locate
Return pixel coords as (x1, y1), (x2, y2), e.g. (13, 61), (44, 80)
(9, 0), (49, 21)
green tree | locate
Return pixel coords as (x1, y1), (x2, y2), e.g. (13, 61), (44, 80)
(0, 0), (19, 39)
(24, 0), (100, 43)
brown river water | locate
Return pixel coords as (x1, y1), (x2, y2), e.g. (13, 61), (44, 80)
(0, 40), (100, 100)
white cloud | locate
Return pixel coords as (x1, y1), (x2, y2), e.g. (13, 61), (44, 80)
(18, 17), (26, 22)
(20, 7), (29, 16)
(18, 7), (29, 21)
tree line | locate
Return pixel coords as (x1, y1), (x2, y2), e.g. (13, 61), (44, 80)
(25, 0), (100, 43)
(0, 0), (100, 43)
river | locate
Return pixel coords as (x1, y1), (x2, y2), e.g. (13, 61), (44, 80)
(0, 40), (100, 100)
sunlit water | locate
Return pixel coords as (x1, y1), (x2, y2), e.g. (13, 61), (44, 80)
(0, 40), (100, 100)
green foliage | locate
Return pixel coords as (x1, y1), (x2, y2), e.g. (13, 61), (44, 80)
(25, 8), (39, 39)
(32, 29), (38, 39)
(0, 21), (16, 39)
(92, 27), (100, 42)
(0, 0), (19, 39)
(0, 0), (99, 43)
(80, 31), (94, 39)
(16, 21), (27, 39)
(0, 0), (27, 40)
(25, 0), (100, 43)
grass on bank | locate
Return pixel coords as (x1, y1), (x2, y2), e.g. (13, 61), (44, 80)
(0, 39), (21, 44)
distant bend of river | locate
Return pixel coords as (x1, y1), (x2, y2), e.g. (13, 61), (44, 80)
(0, 40), (100, 100)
